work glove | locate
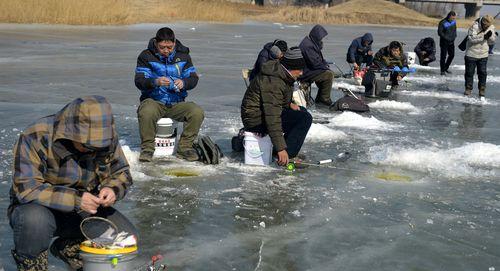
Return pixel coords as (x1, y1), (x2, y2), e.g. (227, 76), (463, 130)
(484, 30), (493, 40)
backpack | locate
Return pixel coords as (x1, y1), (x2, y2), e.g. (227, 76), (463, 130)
(194, 135), (223, 164)
(231, 128), (245, 152)
(330, 95), (370, 113)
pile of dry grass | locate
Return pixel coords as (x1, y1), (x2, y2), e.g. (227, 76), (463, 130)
(254, 0), (439, 26)
(0, 0), (134, 25)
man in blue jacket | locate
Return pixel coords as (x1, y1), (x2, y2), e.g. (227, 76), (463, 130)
(438, 11), (457, 75)
(135, 27), (204, 162)
(299, 24), (334, 106)
(346, 33), (374, 70)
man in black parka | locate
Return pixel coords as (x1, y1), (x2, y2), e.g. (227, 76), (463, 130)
(299, 25), (334, 106)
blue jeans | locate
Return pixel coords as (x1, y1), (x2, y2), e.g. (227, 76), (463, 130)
(9, 203), (137, 258)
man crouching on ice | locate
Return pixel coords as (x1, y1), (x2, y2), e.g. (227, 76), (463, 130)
(241, 47), (313, 166)
(8, 96), (137, 271)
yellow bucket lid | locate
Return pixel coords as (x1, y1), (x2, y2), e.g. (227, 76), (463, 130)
(80, 243), (138, 255)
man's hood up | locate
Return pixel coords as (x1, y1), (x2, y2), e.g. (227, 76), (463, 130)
(309, 24), (328, 45)
(53, 95), (115, 149)
(361, 33), (373, 44)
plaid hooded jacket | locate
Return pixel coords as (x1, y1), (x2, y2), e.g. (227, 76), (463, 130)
(9, 96), (132, 214)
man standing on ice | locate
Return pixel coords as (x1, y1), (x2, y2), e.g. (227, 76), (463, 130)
(438, 11), (457, 76)
(135, 27), (204, 162)
(464, 15), (496, 99)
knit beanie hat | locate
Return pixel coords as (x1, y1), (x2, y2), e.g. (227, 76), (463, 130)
(269, 46), (282, 59)
(273, 40), (288, 53)
(481, 15), (494, 29)
(281, 46), (306, 71)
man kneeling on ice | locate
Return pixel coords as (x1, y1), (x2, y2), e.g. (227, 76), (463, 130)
(414, 37), (436, 66)
(241, 47), (313, 166)
(373, 41), (409, 89)
(135, 27), (204, 162)
(8, 96), (137, 271)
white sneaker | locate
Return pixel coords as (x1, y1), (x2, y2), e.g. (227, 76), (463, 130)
(480, 96), (486, 102)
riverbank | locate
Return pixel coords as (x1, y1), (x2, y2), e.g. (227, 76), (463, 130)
(0, 0), (494, 28)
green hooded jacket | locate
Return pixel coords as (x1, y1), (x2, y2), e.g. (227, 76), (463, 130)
(241, 60), (295, 151)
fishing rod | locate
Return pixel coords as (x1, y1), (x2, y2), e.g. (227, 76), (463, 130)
(326, 61), (352, 78)
(285, 151), (351, 171)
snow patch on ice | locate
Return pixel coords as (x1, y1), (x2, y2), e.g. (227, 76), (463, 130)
(332, 81), (365, 92)
(369, 142), (500, 179)
(306, 123), (347, 142)
(368, 100), (422, 114)
(329, 112), (399, 130)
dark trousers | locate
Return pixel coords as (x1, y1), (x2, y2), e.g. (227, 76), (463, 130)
(464, 56), (488, 95)
(308, 70), (334, 104)
(246, 107), (312, 158)
(9, 203), (137, 258)
(354, 54), (374, 66)
(440, 40), (455, 72)
(417, 55), (433, 66)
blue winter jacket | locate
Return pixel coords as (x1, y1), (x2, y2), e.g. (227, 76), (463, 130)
(135, 38), (198, 105)
(346, 33), (373, 63)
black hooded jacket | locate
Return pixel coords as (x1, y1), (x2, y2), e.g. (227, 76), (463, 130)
(299, 25), (330, 81)
(414, 37), (436, 62)
(346, 33), (373, 63)
(249, 42), (279, 81)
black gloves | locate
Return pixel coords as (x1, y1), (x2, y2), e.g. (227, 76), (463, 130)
(484, 30), (492, 40)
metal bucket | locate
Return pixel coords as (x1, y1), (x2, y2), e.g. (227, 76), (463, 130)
(80, 244), (138, 271)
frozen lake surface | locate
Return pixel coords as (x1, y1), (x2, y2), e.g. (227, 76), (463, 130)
(0, 22), (499, 270)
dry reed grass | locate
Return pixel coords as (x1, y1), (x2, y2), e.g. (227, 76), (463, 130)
(0, 0), (494, 28)
(143, 0), (249, 23)
(0, 0), (134, 25)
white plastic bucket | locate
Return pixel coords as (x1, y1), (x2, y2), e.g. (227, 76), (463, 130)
(405, 52), (416, 65)
(243, 132), (273, 165)
(154, 118), (177, 157)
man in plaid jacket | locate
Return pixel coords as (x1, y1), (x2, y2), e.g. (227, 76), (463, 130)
(8, 96), (136, 271)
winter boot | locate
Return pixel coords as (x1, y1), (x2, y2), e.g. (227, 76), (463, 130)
(49, 238), (83, 271)
(12, 250), (48, 271)
(139, 151), (153, 162)
(176, 148), (199, 162)
(464, 88), (472, 96)
(479, 86), (486, 97)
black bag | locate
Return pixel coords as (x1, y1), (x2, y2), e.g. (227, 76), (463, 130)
(194, 135), (223, 164)
(330, 96), (370, 112)
(231, 128), (245, 152)
(458, 36), (467, 51)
